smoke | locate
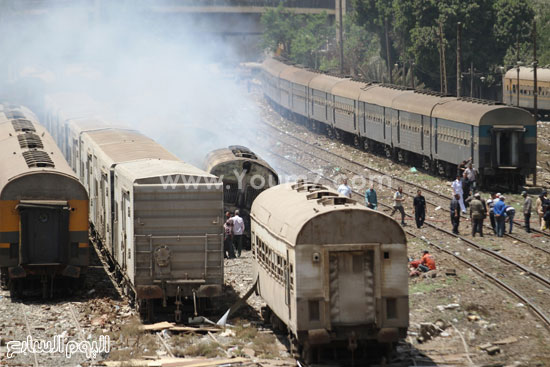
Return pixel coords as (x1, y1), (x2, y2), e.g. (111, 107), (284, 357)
(0, 1), (263, 167)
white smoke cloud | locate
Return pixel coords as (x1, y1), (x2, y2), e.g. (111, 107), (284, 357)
(0, 1), (262, 166)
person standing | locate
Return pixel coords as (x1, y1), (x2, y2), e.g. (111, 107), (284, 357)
(451, 175), (466, 213)
(469, 193), (485, 237)
(223, 212), (236, 259)
(390, 186), (406, 225)
(464, 163), (477, 193)
(505, 205), (516, 234)
(450, 193), (461, 234)
(522, 191), (532, 233)
(232, 209), (245, 257)
(365, 184), (378, 210)
(536, 192), (547, 231)
(337, 178), (352, 198)
(413, 189), (426, 228)
(494, 196), (507, 237)
(487, 194), (496, 234)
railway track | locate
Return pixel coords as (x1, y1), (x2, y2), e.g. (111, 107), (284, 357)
(260, 116), (550, 242)
(251, 136), (550, 333)
(255, 120), (550, 279)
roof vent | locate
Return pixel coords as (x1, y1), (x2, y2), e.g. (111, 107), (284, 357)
(306, 191), (338, 200)
(22, 150), (54, 168)
(229, 145), (257, 159)
(12, 119), (36, 132)
(6, 110), (26, 119)
(17, 132), (44, 149)
(291, 181), (327, 192)
(317, 197), (355, 206)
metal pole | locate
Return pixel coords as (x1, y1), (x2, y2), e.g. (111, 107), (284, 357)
(533, 19), (538, 118)
(385, 17), (392, 84)
(457, 22), (462, 97)
(338, 0), (344, 75)
(517, 35), (520, 107)
(470, 61), (474, 98)
(439, 22), (445, 93)
(411, 60), (415, 89)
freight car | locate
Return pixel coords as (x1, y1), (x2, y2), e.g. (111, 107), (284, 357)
(262, 58), (537, 190)
(503, 66), (550, 114)
(0, 104), (89, 298)
(44, 94), (224, 321)
(204, 145), (279, 247)
(251, 181), (408, 363)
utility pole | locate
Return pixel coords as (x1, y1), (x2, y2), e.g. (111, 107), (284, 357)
(410, 60), (415, 89)
(470, 61), (474, 97)
(517, 35), (520, 107)
(385, 17), (392, 84)
(338, 0), (344, 75)
(533, 19), (538, 118)
(456, 22), (462, 97)
(438, 22), (444, 93)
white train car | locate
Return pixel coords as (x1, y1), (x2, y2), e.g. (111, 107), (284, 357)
(251, 181), (408, 362)
(43, 95), (224, 321)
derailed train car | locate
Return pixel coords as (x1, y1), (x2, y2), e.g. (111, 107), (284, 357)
(204, 145), (279, 246)
(0, 104), (89, 297)
(251, 181), (408, 362)
(44, 94), (224, 321)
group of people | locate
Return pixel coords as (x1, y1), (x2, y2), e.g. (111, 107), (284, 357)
(452, 160), (478, 215)
(223, 210), (245, 259)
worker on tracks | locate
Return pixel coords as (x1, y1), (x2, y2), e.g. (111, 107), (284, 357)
(337, 178), (352, 198)
(409, 250), (436, 277)
(522, 191), (532, 233)
(413, 189), (426, 228)
(390, 186), (406, 226)
(493, 196), (507, 237)
(451, 175), (466, 214)
(365, 184), (378, 210)
(450, 193), (461, 234)
(469, 193), (486, 237)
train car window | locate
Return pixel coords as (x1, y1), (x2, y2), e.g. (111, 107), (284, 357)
(383, 251), (390, 259)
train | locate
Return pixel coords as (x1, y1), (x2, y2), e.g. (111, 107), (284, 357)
(0, 103), (89, 298)
(251, 181), (408, 363)
(203, 145), (279, 247)
(261, 57), (537, 190)
(43, 94), (225, 322)
(503, 66), (550, 114)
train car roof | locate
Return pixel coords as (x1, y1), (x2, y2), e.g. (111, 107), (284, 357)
(331, 79), (366, 100)
(204, 145), (278, 177)
(115, 159), (220, 184)
(83, 128), (179, 165)
(432, 101), (535, 126)
(290, 68), (318, 86)
(504, 66), (550, 82)
(251, 182), (406, 246)
(309, 73), (345, 93)
(391, 92), (455, 116)
(359, 85), (409, 108)
(279, 64), (301, 80)
(0, 105), (80, 195)
(262, 58), (291, 77)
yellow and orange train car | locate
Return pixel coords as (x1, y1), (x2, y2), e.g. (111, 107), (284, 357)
(0, 104), (89, 297)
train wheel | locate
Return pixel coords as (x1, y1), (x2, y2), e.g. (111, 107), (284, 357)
(385, 146), (393, 159)
(362, 138), (369, 152)
(422, 158), (432, 172)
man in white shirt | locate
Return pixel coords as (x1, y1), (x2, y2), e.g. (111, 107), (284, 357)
(232, 210), (245, 257)
(337, 178), (352, 198)
(451, 175), (466, 213)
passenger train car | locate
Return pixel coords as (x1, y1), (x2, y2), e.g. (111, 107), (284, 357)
(503, 66), (550, 114)
(262, 57), (537, 190)
(0, 104), (89, 298)
(44, 94), (224, 321)
(251, 181), (408, 362)
(204, 145), (279, 247)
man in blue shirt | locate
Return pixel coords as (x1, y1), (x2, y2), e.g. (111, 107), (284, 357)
(493, 196), (507, 237)
(365, 184), (377, 210)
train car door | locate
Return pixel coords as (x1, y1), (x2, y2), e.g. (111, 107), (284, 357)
(121, 192), (130, 270)
(329, 250), (375, 325)
(18, 202), (69, 264)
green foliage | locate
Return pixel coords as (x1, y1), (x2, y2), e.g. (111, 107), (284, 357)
(352, 0), (538, 91)
(534, 0), (550, 66)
